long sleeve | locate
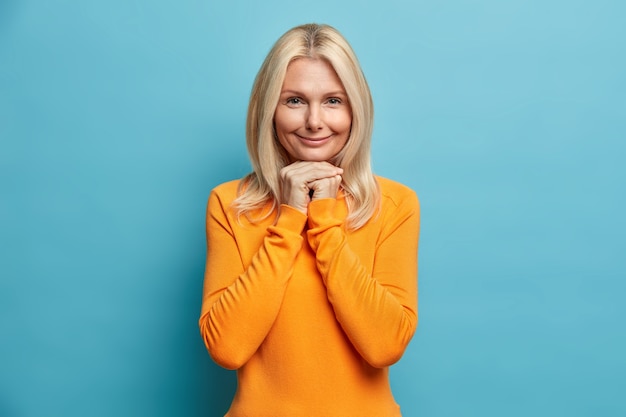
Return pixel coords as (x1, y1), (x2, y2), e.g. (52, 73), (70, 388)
(199, 188), (307, 370)
(306, 188), (420, 368)
(198, 178), (417, 416)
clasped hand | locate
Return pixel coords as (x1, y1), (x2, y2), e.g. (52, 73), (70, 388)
(280, 161), (343, 215)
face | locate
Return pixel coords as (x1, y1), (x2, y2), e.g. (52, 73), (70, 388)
(274, 58), (352, 162)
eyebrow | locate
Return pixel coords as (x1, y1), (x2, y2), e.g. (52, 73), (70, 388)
(280, 89), (347, 96)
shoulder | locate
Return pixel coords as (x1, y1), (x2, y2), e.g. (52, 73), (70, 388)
(207, 179), (244, 214)
(375, 176), (419, 211)
(210, 179), (241, 200)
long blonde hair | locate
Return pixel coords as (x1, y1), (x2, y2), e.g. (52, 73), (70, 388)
(233, 23), (380, 230)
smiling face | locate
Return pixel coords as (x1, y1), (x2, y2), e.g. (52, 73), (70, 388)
(274, 58), (352, 162)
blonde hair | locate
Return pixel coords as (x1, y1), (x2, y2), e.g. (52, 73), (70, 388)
(234, 23), (380, 230)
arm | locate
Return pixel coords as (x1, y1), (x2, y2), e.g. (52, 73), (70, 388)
(198, 190), (307, 369)
(306, 191), (420, 368)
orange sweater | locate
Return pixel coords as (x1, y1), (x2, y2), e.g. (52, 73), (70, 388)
(199, 176), (420, 417)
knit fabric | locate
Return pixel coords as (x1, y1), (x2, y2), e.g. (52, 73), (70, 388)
(199, 176), (420, 417)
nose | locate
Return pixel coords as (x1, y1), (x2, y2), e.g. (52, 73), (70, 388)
(305, 104), (323, 130)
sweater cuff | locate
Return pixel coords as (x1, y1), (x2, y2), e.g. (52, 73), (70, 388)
(307, 198), (342, 230)
(276, 204), (308, 233)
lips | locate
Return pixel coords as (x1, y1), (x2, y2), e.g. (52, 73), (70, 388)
(296, 134), (332, 146)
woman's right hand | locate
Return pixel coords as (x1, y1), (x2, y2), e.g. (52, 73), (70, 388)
(280, 161), (343, 214)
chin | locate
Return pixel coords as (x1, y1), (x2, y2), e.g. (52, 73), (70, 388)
(295, 150), (339, 163)
(300, 156), (330, 162)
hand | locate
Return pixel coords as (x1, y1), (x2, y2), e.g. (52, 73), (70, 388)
(280, 161), (343, 214)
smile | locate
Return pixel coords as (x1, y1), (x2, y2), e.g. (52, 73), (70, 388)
(296, 134), (332, 146)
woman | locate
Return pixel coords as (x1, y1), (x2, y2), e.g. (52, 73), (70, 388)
(199, 23), (420, 416)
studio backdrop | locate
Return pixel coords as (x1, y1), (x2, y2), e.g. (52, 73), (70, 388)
(1, 0), (624, 416)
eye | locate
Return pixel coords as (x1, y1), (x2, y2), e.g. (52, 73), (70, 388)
(327, 97), (342, 105)
(286, 97), (304, 106)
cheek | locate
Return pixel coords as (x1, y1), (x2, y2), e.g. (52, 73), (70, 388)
(333, 111), (352, 134)
(274, 109), (300, 135)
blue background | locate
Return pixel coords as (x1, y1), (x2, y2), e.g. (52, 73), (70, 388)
(1, 0), (624, 416)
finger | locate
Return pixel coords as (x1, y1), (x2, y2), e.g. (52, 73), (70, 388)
(308, 175), (342, 199)
(308, 174), (342, 188)
(282, 161), (342, 176)
(282, 163), (343, 183)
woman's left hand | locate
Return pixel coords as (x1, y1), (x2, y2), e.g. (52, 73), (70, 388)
(308, 172), (343, 201)
(279, 161), (343, 214)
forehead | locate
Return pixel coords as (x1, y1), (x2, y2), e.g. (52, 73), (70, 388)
(281, 58), (345, 92)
